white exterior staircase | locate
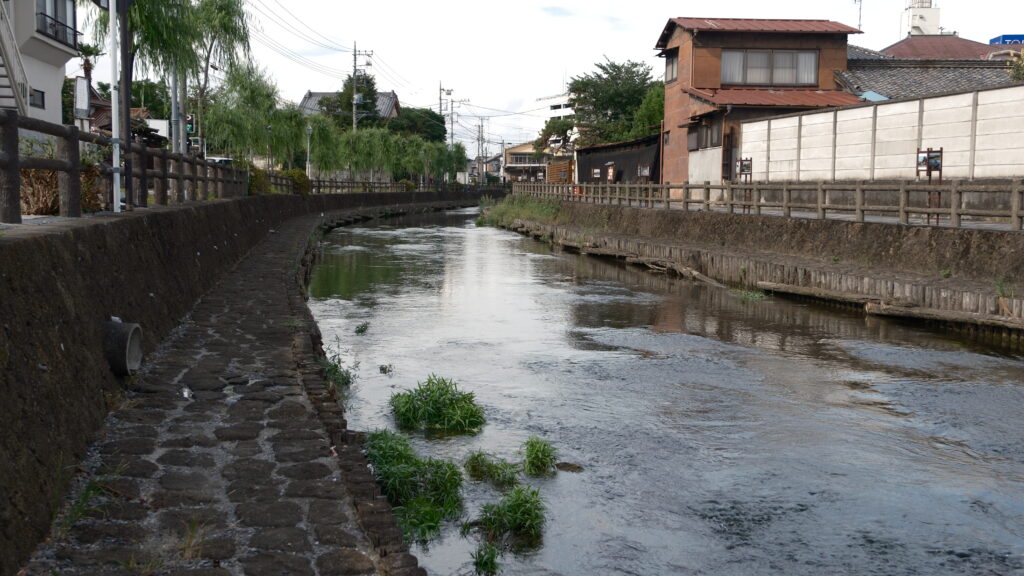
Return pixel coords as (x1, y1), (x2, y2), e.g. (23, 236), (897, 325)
(0, 1), (29, 115)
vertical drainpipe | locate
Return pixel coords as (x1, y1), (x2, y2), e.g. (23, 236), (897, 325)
(968, 90), (979, 180)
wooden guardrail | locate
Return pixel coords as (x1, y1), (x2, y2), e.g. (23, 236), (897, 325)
(514, 179), (1024, 231)
(0, 110), (247, 224)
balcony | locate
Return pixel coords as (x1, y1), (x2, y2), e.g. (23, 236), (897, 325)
(36, 12), (77, 49)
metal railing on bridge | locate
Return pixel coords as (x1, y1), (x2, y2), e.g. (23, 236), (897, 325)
(514, 180), (1024, 231)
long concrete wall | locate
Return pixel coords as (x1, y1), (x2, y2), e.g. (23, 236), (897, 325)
(742, 84), (1024, 181)
(0, 190), (492, 576)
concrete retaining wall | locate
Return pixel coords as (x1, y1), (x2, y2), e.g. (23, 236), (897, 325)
(513, 202), (1024, 340)
(0, 190), (490, 576)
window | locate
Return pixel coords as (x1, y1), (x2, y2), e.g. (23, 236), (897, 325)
(720, 49), (818, 86)
(690, 116), (723, 150)
(35, 0), (77, 48)
(664, 50), (678, 83)
(663, 131), (670, 146)
(510, 154), (533, 164)
(29, 88), (44, 109)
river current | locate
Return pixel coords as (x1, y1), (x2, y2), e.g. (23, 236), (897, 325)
(308, 208), (1024, 576)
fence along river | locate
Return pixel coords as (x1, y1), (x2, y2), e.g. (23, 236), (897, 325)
(308, 207), (1024, 575)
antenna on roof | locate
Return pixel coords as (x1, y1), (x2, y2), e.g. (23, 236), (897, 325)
(853, 0), (863, 31)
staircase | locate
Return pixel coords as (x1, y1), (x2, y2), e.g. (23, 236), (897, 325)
(0, 2), (28, 115)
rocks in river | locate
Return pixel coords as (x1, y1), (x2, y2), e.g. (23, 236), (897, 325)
(555, 462), (584, 473)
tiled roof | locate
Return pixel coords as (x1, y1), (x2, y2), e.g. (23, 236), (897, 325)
(838, 61), (1018, 100)
(657, 18), (859, 49)
(298, 90), (401, 119)
(848, 44), (892, 60)
(881, 34), (995, 59)
(683, 87), (862, 108)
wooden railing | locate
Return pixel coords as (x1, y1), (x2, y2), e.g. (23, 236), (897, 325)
(514, 180), (1024, 231)
(0, 110), (249, 224)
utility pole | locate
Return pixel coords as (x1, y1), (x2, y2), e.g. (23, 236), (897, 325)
(351, 41), (373, 132)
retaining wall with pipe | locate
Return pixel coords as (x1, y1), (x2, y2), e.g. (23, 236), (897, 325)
(0, 190), (496, 576)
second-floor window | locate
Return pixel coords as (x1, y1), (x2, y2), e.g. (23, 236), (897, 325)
(36, 0), (77, 48)
(721, 50), (817, 86)
(665, 51), (678, 83)
(511, 154), (535, 164)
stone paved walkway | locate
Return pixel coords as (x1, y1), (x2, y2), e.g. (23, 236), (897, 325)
(21, 211), (423, 576)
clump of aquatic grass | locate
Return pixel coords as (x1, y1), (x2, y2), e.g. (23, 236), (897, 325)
(472, 542), (501, 575)
(354, 321), (370, 335)
(477, 195), (562, 228)
(363, 430), (464, 542)
(522, 436), (557, 477)
(319, 348), (355, 394)
(390, 374), (486, 433)
(465, 451), (520, 489)
(729, 288), (766, 301)
(379, 363), (394, 375)
(477, 485), (546, 545)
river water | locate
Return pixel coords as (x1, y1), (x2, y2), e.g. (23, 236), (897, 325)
(308, 208), (1024, 576)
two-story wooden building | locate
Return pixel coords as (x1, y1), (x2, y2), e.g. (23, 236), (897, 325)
(656, 18), (863, 185)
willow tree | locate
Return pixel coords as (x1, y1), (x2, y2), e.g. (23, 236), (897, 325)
(204, 63), (277, 161)
(193, 0), (250, 142)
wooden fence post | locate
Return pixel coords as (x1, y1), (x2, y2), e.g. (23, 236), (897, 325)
(855, 181), (864, 222)
(1011, 179), (1022, 231)
(816, 181), (825, 220)
(0, 110), (20, 223)
(782, 183), (791, 218)
(191, 157), (201, 199)
(703, 181), (711, 211)
(137, 143), (148, 208)
(154, 148), (168, 205)
(949, 180), (961, 228)
(898, 180), (908, 225)
(726, 180), (734, 214)
(57, 125), (81, 217)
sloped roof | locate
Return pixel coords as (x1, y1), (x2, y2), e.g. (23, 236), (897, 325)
(298, 90), (401, 119)
(838, 60), (1017, 100)
(881, 34), (995, 59)
(848, 44), (892, 61)
(683, 87), (862, 108)
(657, 18), (859, 48)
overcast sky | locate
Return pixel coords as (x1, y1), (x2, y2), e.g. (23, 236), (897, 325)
(78, 0), (1019, 154)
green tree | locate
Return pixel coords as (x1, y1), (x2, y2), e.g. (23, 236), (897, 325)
(77, 42), (104, 93)
(193, 0), (250, 141)
(387, 107), (446, 142)
(568, 58), (656, 146)
(204, 63), (277, 162)
(1011, 51), (1024, 82)
(131, 79), (171, 119)
(625, 84), (665, 139)
(534, 117), (575, 155)
(320, 73), (381, 131)
(61, 77), (75, 124)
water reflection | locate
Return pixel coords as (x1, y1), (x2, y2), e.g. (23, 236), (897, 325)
(309, 208), (1024, 576)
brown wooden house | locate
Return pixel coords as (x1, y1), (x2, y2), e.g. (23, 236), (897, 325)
(656, 18), (863, 185)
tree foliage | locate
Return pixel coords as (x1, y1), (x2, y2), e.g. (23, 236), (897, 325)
(568, 58), (657, 146)
(533, 117), (575, 155)
(626, 84), (664, 140)
(1011, 51), (1024, 82)
(319, 74), (381, 131)
(388, 107), (447, 143)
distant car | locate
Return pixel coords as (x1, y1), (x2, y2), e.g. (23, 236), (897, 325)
(206, 157), (233, 165)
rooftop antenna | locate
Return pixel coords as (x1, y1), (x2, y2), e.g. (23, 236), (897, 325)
(853, 0), (862, 31)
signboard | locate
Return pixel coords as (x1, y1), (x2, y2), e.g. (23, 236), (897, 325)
(916, 150), (942, 173)
(73, 76), (89, 119)
(990, 34), (1024, 45)
(737, 158), (753, 175)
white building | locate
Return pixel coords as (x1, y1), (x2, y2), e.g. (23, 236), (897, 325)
(1, 0), (79, 123)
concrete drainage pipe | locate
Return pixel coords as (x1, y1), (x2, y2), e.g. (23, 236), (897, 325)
(102, 320), (143, 376)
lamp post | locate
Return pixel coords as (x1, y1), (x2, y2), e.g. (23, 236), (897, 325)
(305, 123), (313, 178)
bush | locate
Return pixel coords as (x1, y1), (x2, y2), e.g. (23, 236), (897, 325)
(282, 168), (311, 196)
(390, 374), (486, 433)
(247, 166), (270, 195)
(19, 139), (106, 215)
(397, 178), (416, 192)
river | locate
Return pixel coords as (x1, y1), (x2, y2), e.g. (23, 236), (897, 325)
(308, 207), (1024, 576)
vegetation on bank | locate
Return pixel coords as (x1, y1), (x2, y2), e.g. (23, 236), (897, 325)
(476, 195), (563, 228)
(390, 374), (486, 433)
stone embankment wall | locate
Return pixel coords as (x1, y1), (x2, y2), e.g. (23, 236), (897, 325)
(0, 190), (491, 576)
(512, 202), (1024, 344)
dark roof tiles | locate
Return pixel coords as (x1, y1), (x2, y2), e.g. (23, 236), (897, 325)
(670, 18), (860, 34)
(881, 34), (996, 59)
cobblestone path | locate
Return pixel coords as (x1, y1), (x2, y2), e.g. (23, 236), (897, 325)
(21, 211), (423, 576)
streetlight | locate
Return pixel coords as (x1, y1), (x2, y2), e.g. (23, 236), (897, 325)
(305, 123), (313, 178)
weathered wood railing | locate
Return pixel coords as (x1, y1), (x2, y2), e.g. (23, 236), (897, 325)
(514, 179), (1024, 231)
(0, 109), (248, 224)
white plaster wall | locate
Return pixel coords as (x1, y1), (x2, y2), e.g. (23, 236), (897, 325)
(22, 54), (64, 125)
(768, 116), (799, 180)
(833, 107), (873, 181)
(799, 112), (835, 181)
(742, 120), (769, 181)
(873, 100), (919, 179)
(974, 85), (1024, 178)
(689, 147), (723, 184)
(920, 93), (974, 178)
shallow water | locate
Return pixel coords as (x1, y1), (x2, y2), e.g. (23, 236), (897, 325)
(308, 208), (1024, 576)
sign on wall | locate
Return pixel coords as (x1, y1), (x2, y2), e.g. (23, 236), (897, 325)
(990, 35), (1024, 44)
